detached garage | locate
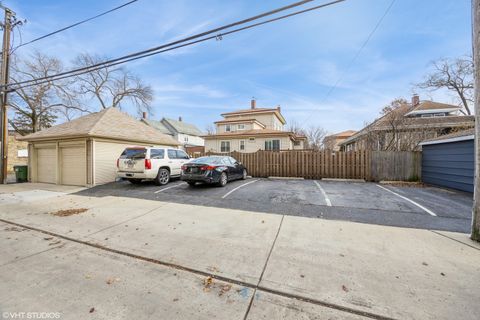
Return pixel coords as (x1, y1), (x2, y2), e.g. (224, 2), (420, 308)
(19, 108), (179, 186)
(420, 129), (474, 193)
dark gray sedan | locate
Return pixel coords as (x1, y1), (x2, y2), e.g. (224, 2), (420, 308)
(180, 156), (247, 187)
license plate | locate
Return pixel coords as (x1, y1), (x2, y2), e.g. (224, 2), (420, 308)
(189, 167), (199, 173)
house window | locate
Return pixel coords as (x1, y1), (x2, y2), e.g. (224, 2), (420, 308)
(249, 137), (255, 142)
(184, 136), (188, 142)
(221, 141), (230, 152)
(240, 140), (245, 151)
(421, 114), (433, 118)
(434, 113), (446, 117)
(238, 124), (245, 130)
(265, 139), (280, 151)
(225, 125), (231, 132)
(293, 141), (301, 146)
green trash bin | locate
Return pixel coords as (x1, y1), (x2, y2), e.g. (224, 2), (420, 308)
(14, 165), (28, 183)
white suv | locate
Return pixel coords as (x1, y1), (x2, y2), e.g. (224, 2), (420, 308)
(116, 147), (190, 185)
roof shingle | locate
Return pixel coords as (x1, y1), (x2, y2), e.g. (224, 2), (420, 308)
(20, 108), (179, 146)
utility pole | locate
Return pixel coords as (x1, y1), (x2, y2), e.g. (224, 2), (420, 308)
(0, 4), (13, 184)
(472, 0), (480, 241)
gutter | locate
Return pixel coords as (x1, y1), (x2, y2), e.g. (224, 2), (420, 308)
(420, 135), (474, 146)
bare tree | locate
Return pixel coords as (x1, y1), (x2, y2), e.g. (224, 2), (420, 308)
(73, 53), (153, 115)
(417, 56), (473, 115)
(8, 52), (84, 134)
(305, 126), (328, 150)
(205, 124), (216, 135)
(287, 120), (306, 136)
(361, 98), (447, 151)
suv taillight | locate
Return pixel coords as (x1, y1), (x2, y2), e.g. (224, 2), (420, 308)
(145, 159), (152, 169)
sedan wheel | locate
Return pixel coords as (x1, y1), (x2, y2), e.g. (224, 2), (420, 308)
(218, 172), (228, 187)
(241, 169), (247, 180)
(155, 168), (170, 186)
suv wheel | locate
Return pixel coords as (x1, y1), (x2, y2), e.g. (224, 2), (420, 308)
(155, 168), (170, 186)
(218, 172), (228, 187)
(241, 169), (247, 180)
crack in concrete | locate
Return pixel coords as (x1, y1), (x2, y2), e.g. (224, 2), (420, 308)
(0, 217), (398, 320)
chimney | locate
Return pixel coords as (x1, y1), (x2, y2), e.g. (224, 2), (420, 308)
(178, 116), (182, 122)
(277, 105), (281, 113)
(142, 112), (147, 119)
(411, 94), (420, 107)
(251, 99), (256, 109)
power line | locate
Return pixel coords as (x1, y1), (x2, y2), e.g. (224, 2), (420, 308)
(14, 0), (140, 49)
(301, 0), (396, 125)
(6, 0), (347, 91)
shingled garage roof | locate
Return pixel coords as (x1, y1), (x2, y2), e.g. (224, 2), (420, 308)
(162, 118), (204, 136)
(20, 107), (179, 146)
(420, 128), (475, 145)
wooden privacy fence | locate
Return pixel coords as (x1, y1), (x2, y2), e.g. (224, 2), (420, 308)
(189, 150), (421, 181)
(370, 151), (421, 182)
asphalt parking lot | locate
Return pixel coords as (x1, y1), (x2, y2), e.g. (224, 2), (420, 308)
(77, 178), (474, 233)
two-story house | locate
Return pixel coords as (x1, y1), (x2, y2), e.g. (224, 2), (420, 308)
(340, 95), (475, 151)
(203, 100), (306, 153)
(141, 114), (205, 149)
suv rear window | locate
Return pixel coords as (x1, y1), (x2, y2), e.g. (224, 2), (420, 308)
(168, 149), (177, 159)
(150, 149), (165, 159)
(120, 148), (146, 159)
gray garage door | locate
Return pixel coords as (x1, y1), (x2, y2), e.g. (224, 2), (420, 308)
(422, 140), (474, 193)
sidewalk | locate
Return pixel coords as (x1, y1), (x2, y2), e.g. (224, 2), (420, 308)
(0, 185), (479, 320)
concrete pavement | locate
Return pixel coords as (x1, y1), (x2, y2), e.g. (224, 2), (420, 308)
(1, 184), (479, 319)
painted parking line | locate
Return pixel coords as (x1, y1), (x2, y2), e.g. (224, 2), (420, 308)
(313, 181), (332, 206)
(154, 182), (187, 194)
(376, 185), (437, 217)
(221, 179), (260, 199)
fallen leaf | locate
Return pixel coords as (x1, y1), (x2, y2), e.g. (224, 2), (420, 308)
(43, 237), (53, 240)
(203, 276), (214, 292)
(441, 272), (446, 276)
(422, 262), (428, 266)
(106, 277), (120, 285)
(173, 298), (179, 302)
(219, 284), (232, 296)
(342, 285), (349, 292)
(300, 274), (305, 278)
(89, 307), (95, 313)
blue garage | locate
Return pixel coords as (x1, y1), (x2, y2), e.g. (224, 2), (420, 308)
(420, 129), (474, 193)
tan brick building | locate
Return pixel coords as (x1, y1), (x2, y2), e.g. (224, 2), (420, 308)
(7, 131), (29, 173)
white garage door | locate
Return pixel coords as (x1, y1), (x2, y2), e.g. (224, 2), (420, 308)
(61, 146), (86, 186)
(37, 148), (56, 184)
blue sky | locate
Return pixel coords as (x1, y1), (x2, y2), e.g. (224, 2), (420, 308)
(6, 0), (473, 133)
